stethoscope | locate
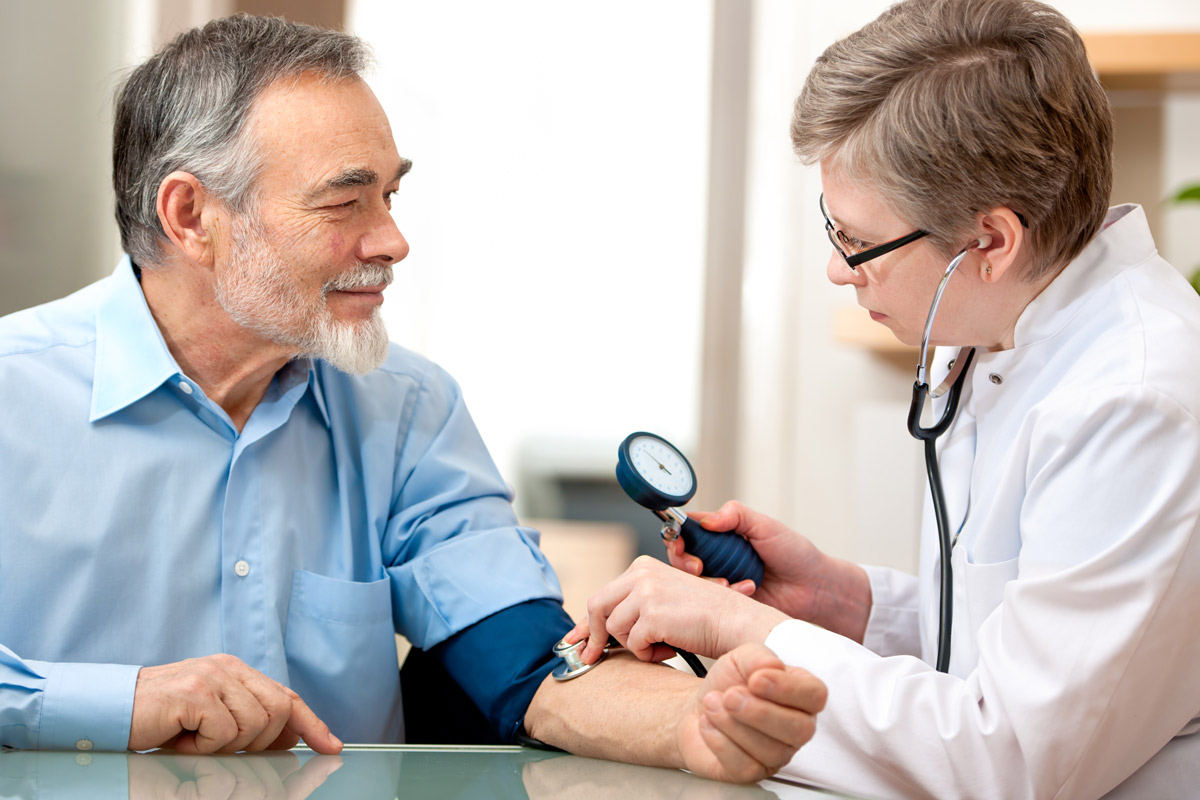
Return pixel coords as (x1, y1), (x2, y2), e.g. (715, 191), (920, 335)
(906, 246), (979, 673)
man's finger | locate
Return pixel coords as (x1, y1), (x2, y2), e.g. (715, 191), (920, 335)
(749, 667), (828, 715)
(715, 686), (817, 758)
(695, 710), (768, 784)
(210, 675), (276, 754)
(280, 691), (343, 754)
(172, 698), (240, 755)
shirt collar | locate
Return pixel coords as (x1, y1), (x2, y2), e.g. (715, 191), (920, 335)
(90, 257), (183, 422)
(90, 257), (333, 429)
(302, 359), (333, 428)
(1011, 204), (1155, 348)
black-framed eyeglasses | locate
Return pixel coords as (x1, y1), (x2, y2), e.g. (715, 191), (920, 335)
(820, 193), (929, 270)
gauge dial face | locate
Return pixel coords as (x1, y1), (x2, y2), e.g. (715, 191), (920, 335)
(628, 435), (694, 499)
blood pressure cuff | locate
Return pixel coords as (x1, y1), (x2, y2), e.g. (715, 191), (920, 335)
(421, 598), (573, 744)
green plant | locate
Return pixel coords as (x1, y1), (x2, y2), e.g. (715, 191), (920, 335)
(1170, 183), (1200, 293)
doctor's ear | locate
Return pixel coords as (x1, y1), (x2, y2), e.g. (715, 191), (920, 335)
(974, 207), (1024, 283)
(156, 171), (220, 267)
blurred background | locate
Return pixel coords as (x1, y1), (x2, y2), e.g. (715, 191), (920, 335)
(3, 0), (1199, 618)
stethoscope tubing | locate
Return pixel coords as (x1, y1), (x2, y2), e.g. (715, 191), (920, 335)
(908, 246), (978, 674)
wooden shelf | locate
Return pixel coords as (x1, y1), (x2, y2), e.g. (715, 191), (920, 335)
(1082, 32), (1200, 90)
(833, 306), (916, 355)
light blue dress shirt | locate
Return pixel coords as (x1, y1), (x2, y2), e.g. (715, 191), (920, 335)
(0, 258), (563, 751)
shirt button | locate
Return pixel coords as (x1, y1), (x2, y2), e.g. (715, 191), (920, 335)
(178, 380), (193, 395)
(234, 560), (251, 577)
(75, 738), (94, 751)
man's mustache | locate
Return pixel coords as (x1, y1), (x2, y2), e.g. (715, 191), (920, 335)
(323, 264), (394, 293)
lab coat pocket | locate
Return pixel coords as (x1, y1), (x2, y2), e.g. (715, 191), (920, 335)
(949, 548), (1019, 676)
(284, 569), (404, 743)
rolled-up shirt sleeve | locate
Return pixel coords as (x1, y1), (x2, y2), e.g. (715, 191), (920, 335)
(2, 644), (139, 751)
(380, 360), (563, 650)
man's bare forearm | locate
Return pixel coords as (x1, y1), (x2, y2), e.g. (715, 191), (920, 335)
(524, 650), (693, 768)
(523, 644), (826, 784)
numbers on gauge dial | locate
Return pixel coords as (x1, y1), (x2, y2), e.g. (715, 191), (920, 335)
(629, 436), (694, 499)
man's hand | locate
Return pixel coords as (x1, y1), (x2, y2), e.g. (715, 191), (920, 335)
(677, 644), (826, 783)
(128, 654), (343, 754)
(524, 645), (825, 785)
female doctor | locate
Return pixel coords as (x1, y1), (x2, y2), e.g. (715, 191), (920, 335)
(565, 0), (1200, 797)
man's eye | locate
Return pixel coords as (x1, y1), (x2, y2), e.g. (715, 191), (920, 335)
(383, 190), (395, 208)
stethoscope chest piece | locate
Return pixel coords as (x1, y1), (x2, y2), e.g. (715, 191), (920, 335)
(551, 637), (606, 681)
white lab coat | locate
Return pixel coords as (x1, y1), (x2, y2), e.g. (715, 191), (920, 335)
(767, 205), (1200, 799)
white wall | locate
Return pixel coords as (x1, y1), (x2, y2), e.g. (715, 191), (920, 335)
(0, 0), (130, 315)
(348, 2), (714, 510)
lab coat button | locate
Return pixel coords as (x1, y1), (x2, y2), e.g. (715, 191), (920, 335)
(75, 738), (94, 751)
(234, 560), (250, 577)
(989, 373), (1003, 385)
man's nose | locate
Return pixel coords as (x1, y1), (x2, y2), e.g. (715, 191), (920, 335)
(360, 207), (410, 264)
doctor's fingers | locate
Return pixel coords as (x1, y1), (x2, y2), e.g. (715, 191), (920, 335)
(605, 593), (722, 663)
(581, 577), (632, 664)
(664, 536), (705, 577)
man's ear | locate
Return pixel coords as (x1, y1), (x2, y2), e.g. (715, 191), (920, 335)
(975, 207), (1025, 283)
(156, 171), (218, 267)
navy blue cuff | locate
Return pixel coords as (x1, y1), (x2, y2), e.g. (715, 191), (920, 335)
(429, 598), (573, 743)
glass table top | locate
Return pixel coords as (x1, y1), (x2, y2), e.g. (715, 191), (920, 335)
(0, 745), (863, 799)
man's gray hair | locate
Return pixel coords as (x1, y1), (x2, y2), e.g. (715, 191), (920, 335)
(113, 14), (372, 268)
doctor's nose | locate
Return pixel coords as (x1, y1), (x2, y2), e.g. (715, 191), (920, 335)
(827, 250), (866, 288)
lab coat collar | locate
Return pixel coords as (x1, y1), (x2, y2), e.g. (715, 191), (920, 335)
(1010, 204), (1155, 349)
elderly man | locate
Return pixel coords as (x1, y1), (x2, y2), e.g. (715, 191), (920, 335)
(0, 15), (824, 782)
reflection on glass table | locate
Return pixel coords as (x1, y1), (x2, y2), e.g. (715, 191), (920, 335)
(0, 745), (865, 799)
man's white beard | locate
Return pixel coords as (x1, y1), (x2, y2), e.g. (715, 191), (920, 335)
(215, 213), (392, 375)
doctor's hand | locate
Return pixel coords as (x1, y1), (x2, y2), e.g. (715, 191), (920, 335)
(129, 654), (343, 755)
(565, 556), (789, 665)
(669, 501), (872, 643)
(678, 644), (826, 783)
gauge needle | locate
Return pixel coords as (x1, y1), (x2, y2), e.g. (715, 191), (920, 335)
(648, 455), (673, 476)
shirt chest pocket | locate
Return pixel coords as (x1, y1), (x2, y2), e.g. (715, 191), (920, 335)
(284, 569), (404, 743)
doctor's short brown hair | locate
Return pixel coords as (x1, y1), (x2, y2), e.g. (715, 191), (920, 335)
(791, 0), (1112, 280)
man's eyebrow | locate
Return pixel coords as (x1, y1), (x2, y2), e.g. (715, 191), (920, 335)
(308, 159), (413, 200)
